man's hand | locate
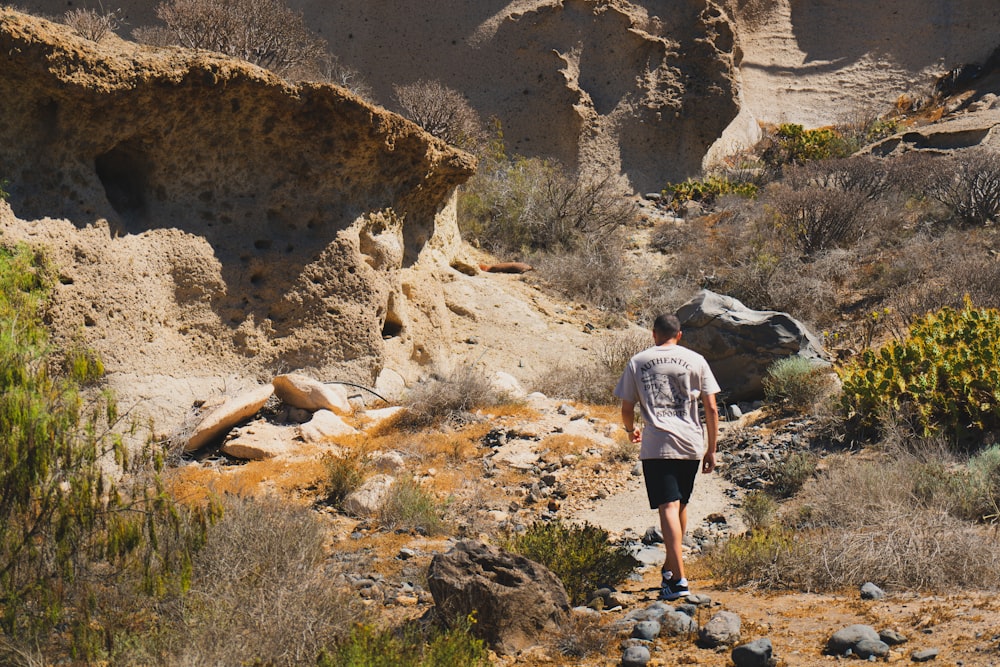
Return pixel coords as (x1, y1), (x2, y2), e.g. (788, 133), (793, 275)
(629, 427), (641, 444)
(702, 450), (717, 474)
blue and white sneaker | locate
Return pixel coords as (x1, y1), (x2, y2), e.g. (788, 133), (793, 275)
(658, 577), (690, 601)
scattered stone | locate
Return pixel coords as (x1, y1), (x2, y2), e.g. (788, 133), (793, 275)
(299, 409), (356, 443)
(828, 625), (881, 656)
(687, 593), (712, 606)
(343, 474), (395, 517)
(860, 582), (886, 600)
(662, 609), (698, 636)
(220, 419), (297, 460)
(621, 644), (650, 667)
(675, 603), (698, 617)
(371, 450), (406, 473)
(631, 620), (661, 641)
(911, 648), (940, 662)
(699, 610), (741, 648)
(854, 638), (890, 659)
(273, 373), (351, 414)
(426, 541), (569, 655)
(185, 384), (275, 452)
(374, 368), (406, 402)
(642, 526), (663, 544)
(880, 629), (908, 646)
(397, 548), (417, 560)
(492, 371), (525, 397)
(727, 404), (743, 420)
(732, 638), (774, 667)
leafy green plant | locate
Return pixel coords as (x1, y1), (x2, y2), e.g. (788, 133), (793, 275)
(661, 175), (758, 212)
(762, 356), (835, 411)
(705, 525), (795, 588)
(762, 123), (854, 168)
(500, 520), (639, 605)
(0, 243), (212, 655)
(378, 474), (448, 535)
(323, 616), (490, 667)
(840, 297), (1000, 441)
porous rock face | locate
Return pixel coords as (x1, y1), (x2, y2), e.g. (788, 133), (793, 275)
(0, 10), (474, 424)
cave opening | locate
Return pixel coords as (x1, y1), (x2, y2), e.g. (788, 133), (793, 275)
(95, 142), (151, 232)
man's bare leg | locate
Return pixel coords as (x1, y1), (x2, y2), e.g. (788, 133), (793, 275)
(658, 500), (685, 580)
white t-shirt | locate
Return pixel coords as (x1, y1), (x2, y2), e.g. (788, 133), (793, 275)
(614, 343), (721, 461)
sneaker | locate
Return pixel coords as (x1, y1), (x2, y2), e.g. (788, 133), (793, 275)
(658, 577), (690, 601)
(659, 569), (673, 589)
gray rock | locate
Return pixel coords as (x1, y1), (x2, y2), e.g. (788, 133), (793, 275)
(676, 290), (830, 401)
(880, 629), (907, 645)
(675, 603), (698, 617)
(854, 639), (890, 659)
(732, 638), (774, 667)
(911, 648), (940, 662)
(631, 620), (661, 641)
(828, 625), (881, 655)
(687, 593), (712, 606)
(621, 645), (650, 666)
(860, 582), (885, 600)
(727, 403), (743, 420)
(662, 609), (698, 636)
(699, 610), (741, 647)
(642, 526), (663, 544)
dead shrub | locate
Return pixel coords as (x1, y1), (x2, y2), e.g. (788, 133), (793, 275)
(531, 236), (633, 311)
(393, 80), (484, 150)
(395, 366), (508, 430)
(63, 7), (120, 41)
(153, 0), (327, 75)
(924, 148), (1000, 226)
(532, 328), (649, 404)
(763, 182), (873, 254)
(550, 613), (615, 658)
(160, 494), (360, 666)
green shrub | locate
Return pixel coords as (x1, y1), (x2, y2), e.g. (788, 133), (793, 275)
(762, 123), (854, 168)
(840, 297), (1000, 441)
(378, 475), (448, 535)
(500, 520), (639, 605)
(661, 175), (758, 212)
(768, 451), (817, 498)
(740, 489), (777, 531)
(323, 616), (490, 667)
(0, 243), (211, 656)
(762, 356), (835, 411)
(325, 450), (368, 507)
(705, 525), (796, 588)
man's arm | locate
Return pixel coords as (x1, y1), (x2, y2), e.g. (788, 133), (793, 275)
(701, 392), (719, 473)
(621, 400), (641, 444)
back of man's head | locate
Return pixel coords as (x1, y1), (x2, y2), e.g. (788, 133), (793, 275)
(653, 313), (681, 340)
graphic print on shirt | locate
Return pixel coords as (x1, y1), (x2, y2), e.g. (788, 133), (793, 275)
(642, 370), (690, 419)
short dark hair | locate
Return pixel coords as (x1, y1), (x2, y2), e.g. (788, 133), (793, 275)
(652, 313), (681, 339)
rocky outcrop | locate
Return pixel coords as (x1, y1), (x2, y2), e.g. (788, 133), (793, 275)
(426, 540), (571, 654)
(0, 10), (475, 426)
(676, 290), (829, 401)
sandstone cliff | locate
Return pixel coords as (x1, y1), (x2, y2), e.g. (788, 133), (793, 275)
(0, 10), (475, 426)
(23, 0), (1000, 189)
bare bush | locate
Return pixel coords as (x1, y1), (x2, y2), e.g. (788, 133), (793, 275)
(923, 148), (1000, 226)
(161, 494), (359, 666)
(764, 182), (873, 254)
(532, 237), (632, 311)
(532, 328), (649, 404)
(395, 366), (508, 430)
(314, 54), (373, 99)
(392, 80), (483, 149)
(155, 0), (326, 75)
(63, 7), (121, 41)
(783, 156), (892, 201)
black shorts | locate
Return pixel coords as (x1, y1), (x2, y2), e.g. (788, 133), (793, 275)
(642, 459), (700, 509)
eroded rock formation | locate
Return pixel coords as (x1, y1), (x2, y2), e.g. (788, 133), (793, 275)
(0, 9), (475, 426)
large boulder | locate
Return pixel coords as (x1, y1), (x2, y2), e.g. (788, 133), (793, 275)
(426, 540), (571, 655)
(676, 290), (829, 402)
(185, 384), (275, 453)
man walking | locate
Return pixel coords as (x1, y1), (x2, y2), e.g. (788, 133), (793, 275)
(614, 314), (720, 600)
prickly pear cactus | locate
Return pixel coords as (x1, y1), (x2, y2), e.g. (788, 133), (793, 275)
(840, 297), (1000, 440)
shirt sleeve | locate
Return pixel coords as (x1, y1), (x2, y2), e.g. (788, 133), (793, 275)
(614, 361), (638, 403)
(701, 358), (722, 396)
